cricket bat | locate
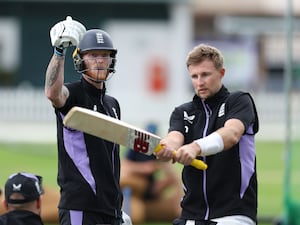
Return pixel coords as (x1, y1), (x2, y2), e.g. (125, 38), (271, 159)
(63, 106), (207, 170)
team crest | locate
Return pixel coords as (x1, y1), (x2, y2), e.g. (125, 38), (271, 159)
(218, 103), (225, 117)
(183, 111), (195, 124)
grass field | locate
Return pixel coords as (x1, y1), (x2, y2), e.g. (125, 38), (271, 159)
(0, 140), (299, 225)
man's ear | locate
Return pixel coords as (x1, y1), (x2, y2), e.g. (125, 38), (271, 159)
(220, 68), (225, 77)
(3, 200), (8, 211)
(36, 198), (41, 209)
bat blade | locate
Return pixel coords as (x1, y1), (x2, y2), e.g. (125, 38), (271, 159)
(63, 106), (160, 155)
(63, 106), (207, 170)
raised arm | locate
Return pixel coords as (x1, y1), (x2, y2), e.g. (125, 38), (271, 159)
(45, 16), (86, 108)
(45, 55), (69, 108)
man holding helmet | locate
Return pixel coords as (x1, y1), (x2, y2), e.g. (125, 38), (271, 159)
(45, 16), (130, 225)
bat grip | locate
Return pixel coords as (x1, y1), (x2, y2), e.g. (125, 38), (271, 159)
(153, 145), (208, 170)
(190, 158), (208, 170)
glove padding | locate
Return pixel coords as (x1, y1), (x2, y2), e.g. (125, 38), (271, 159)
(50, 16), (86, 48)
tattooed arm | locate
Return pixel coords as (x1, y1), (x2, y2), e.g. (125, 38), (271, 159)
(45, 55), (69, 108)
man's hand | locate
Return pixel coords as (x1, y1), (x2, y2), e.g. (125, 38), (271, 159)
(175, 142), (200, 166)
(155, 142), (175, 162)
(155, 131), (184, 162)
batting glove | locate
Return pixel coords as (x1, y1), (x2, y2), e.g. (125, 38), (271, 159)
(50, 16), (86, 50)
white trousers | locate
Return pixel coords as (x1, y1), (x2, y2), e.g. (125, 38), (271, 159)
(186, 215), (256, 225)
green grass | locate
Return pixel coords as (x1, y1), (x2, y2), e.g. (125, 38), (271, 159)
(0, 143), (58, 188)
(0, 141), (299, 225)
(256, 141), (284, 218)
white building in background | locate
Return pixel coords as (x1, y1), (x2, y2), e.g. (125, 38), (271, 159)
(190, 0), (300, 92)
(105, 3), (193, 132)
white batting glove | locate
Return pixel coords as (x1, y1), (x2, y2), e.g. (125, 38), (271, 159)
(50, 16), (86, 48)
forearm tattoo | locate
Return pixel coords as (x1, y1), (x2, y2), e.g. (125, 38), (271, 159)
(45, 56), (64, 88)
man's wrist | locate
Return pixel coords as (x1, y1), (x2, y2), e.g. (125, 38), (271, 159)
(54, 46), (66, 57)
(194, 132), (224, 156)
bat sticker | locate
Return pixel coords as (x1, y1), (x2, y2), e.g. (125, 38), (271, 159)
(127, 129), (160, 155)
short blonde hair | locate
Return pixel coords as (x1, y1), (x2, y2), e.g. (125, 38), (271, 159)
(186, 44), (224, 70)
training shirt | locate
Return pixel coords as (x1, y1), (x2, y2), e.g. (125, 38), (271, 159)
(169, 86), (258, 223)
(0, 210), (44, 225)
(54, 77), (122, 218)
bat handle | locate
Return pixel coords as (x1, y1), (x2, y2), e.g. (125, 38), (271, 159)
(190, 158), (208, 170)
(153, 145), (208, 170)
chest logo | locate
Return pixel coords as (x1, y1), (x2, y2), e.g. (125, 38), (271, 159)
(112, 107), (118, 119)
(183, 111), (195, 124)
(218, 103), (225, 117)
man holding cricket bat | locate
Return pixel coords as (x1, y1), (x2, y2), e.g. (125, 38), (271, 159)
(156, 44), (259, 225)
(45, 16), (129, 225)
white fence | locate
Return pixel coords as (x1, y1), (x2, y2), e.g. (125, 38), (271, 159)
(0, 88), (299, 142)
(0, 87), (54, 121)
